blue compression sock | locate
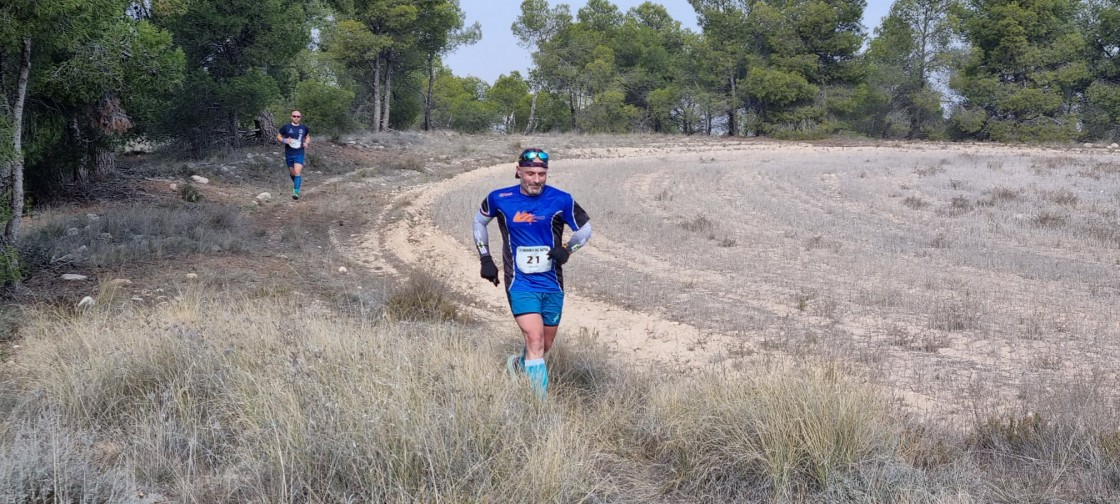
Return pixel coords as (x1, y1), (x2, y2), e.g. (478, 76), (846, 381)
(293, 175), (302, 192)
(524, 358), (548, 398)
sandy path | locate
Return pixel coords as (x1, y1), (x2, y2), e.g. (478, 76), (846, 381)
(350, 159), (747, 370)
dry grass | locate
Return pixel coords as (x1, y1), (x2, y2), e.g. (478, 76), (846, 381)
(384, 273), (463, 322)
(18, 290), (1115, 502)
(20, 202), (252, 273)
(1, 293), (607, 502)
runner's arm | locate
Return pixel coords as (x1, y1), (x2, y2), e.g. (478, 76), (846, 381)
(566, 222), (591, 252)
(473, 210), (493, 257)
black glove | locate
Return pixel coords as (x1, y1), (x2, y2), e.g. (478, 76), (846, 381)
(547, 246), (570, 266)
(480, 255), (499, 286)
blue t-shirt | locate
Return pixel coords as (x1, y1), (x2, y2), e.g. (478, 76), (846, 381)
(479, 185), (590, 292)
(279, 123), (309, 155)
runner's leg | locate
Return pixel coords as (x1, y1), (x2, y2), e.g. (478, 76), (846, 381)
(291, 161), (303, 198)
(543, 325), (558, 354)
(515, 313), (548, 397)
(515, 313), (546, 359)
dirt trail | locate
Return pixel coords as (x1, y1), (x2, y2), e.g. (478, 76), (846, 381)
(350, 159), (744, 370)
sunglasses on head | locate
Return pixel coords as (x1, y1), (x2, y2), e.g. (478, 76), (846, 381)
(520, 150), (549, 162)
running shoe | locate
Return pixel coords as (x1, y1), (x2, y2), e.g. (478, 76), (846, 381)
(292, 189), (300, 200)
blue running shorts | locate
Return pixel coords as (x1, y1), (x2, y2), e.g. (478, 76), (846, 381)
(508, 291), (564, 326)
(285, 152), (305, 167)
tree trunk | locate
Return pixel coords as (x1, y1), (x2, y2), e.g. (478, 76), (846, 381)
(423, 54), (435, 131)
(568, 90), (578, 132)
(381, 55), (393, 132)
(727, 75), (737, 137)
(229, 111), (240, 148)
(256, 109), (278, 141)
(372, 57), (382, 132)
(2, 38), (30, 286)
(93, 146), (115, 180)
(71, 117), (91, 186)
(524, 88), (539, 135)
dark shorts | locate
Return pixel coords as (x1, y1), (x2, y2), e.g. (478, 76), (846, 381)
(285, 152), (305, 167)
(507, 291), (564, 326)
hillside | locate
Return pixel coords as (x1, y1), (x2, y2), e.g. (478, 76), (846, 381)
(3, 134), (1120, 502)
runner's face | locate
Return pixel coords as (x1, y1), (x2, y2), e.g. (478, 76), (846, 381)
(518, 166), (548, 195)
(291, 111), (301, 125)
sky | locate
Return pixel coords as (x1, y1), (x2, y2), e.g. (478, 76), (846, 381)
(445, 0), (895, 84)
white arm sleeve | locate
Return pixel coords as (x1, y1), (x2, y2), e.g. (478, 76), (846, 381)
(568, 222), (591, 252)
(473, 211), (493, 257)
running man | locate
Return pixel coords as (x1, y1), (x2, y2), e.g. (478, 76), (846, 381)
(276, 110), (310, 200)
(473, 147), (592, 397)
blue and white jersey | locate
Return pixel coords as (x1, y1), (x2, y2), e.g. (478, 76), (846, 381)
(479, 185), (590, 292)
(278, 123), (309, 154)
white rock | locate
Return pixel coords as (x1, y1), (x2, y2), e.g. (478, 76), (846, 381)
(131, 297), (144, 302)
(1111, 143), (1119, 149)
(86, 213), (99, 222)
(255, 192), (272, 203)
(107, 278), (131, 287)
(77, 245), (88, 253)
(77, 296), (95, 309)
(186, 273), (198, 280)
(61, 273), (88, 281)
(170, 183), (178, 191)
(190, 175), (209, 184)
(338, 266), (348, 274)
(66, 227), (80, 236)
(1084, 143), (1094, 148)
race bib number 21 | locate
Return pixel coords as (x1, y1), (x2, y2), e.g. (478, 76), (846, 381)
(515, 246), (552, 273)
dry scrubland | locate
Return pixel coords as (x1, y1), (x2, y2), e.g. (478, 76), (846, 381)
(3, 135), (1120, 502)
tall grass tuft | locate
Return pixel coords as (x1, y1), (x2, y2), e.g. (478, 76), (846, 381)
(636, 364), (900, 501)
(0, 416), (138, 502)
(384, 273), (463, 322)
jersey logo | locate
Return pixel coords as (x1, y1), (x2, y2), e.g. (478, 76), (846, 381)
(499, 192), (513, 197)
(513, 211), (538, 223)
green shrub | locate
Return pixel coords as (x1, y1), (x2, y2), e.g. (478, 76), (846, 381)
(179, 182), (202, 202)
(295, 80), (358, 141)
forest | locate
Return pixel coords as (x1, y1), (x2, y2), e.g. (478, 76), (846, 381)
(1, 0), (1119, 279)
